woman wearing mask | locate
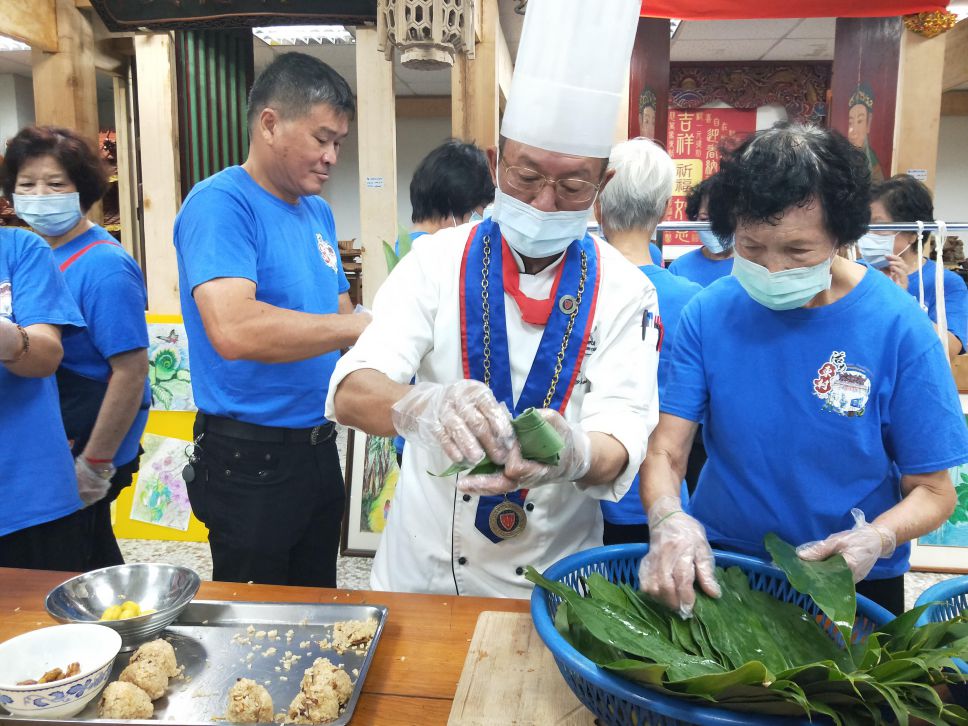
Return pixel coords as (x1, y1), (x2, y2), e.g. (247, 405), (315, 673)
(2, 126), (150, 569)
(638, 124), (968, 616)
(857, 174), (967, 362)
(667, 175), (732, 287)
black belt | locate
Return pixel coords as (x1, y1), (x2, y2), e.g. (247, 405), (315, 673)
(197, 413), (336, 446)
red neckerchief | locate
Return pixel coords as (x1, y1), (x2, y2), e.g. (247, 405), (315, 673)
(501, 239), (567, 326)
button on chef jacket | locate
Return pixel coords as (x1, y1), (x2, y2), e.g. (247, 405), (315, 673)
(325, 224), (660, 598)
(0, 228), (86, 537)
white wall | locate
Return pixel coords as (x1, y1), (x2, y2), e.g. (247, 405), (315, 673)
(935, 115), (968, 223)
(320, 114), (453, 244)
(0, 73), (34, 149)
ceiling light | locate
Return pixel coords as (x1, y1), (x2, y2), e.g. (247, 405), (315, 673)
(253, 25), (355, 46)
(0, 34), (29, 52)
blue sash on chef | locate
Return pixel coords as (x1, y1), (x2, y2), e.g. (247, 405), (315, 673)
(458, 218), (599, 543)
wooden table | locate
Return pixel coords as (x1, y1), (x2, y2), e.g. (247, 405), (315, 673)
(0, 568), (530, 725)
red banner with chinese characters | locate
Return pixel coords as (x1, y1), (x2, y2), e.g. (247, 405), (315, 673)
(663, 108), (757, 247)
(640, 0), (946, 20)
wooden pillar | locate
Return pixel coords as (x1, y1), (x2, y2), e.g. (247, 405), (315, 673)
(628, 18), (670, 143)
(31, 0), (98, 145)
(0, 0), (57, 52)
(891, 29), (947, 191)
(355, 27), (397, 307)
(451, 0), (498, 147)
(113, 66), (142, 266)
(942, 20), (968, 92)
(134, 33), (182, 313)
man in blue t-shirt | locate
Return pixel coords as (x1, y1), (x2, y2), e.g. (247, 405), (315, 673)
(594, 138), (703, 544)
(174, 53), (369, 587)
(667, 176), (733, 286)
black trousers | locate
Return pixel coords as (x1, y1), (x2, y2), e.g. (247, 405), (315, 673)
(857, 574), (905, 616)
(0, 509), (89, 571)
(186, 421), (345, 587)
(603, 521), (650, 546)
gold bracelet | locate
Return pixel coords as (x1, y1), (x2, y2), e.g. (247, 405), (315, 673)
(1, 324), (29, 363)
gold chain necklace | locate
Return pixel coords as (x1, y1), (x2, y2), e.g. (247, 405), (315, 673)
(480, 234), (587, 409)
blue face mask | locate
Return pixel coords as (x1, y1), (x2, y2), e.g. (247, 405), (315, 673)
(731, 250), (834, 311)
(13, 192), (84, 237)
(856, 232), (896, 269)
(469, 210), (484, 223)
(698, 229), (727, 254)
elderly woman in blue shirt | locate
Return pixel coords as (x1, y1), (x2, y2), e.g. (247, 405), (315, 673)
(638, 124), (968, 615)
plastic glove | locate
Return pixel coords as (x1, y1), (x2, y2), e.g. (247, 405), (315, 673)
(391, 380), (515, 468)
(0, 317), (25, 361)
(457, 408), (592, 495)
(796, 508), (896, 583)
(75, 457), (115, 507)
(638, 495), (721, 619)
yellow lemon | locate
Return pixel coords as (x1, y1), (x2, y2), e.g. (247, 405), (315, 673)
(120, 600), (140, 610)
(100, 605), (123, 621)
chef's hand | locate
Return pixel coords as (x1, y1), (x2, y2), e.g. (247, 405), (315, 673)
(391, 380), (515, 468)
(75, 456), (115, 507)
(0, 317), (25, 361)
(796, 508), (896, 583)
(457, 408), (591, 495)
(881, 255), (908, 289)
(638, 495), (721, 619)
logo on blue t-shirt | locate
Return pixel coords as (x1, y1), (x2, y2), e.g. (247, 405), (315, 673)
(813, 350), (871, 417)
(316, 233), (338, 273)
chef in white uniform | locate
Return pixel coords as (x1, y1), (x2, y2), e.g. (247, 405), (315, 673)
(325, 0), (658, 598)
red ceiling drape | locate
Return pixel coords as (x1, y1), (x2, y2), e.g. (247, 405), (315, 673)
(640, 1), (948, 20)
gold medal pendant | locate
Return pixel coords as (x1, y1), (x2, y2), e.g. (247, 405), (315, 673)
(489, 499), (528, 539)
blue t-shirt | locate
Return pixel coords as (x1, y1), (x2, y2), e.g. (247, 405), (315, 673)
(649, 242), (663, 267)
(602, 264), (703, 525)
(52, 225), (150, 466)
(0, 228), (86, 536)
(174, 166), (350, 428)
(662, 268), (968, 579)
(668, 248), (733, 287)
(907, 259), (968, 353)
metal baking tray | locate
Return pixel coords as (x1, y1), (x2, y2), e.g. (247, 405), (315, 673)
(15, 600), (388, 725)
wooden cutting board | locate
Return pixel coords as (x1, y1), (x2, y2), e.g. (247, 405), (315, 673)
(448, 611), (597, 726)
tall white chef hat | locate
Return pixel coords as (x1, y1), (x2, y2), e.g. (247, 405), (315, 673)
(501, 0), (641, 159)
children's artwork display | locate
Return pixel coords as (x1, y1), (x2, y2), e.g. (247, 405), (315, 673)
(342, 431), (399, 556)
(147, 317), (195, 412)
(129, 433), (193, 532)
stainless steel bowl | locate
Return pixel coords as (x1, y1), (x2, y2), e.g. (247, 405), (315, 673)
(44, 563), (200, 651)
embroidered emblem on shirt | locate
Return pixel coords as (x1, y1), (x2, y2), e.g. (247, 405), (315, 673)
(0, 280), (12, 319)
(813, 350), (870, 417)
(317, 233), (338, 273)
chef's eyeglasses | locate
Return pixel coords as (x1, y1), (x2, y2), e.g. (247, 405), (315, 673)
(499, 158), (600, 205)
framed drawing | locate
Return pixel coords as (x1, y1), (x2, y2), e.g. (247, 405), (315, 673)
(909, 408), (968, 573)
(341, 429), (400, 557)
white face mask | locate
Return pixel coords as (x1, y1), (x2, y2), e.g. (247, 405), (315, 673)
(698, 229), (727, 254)
(731, 250), (835, 311)
(490, 188), (590, 258)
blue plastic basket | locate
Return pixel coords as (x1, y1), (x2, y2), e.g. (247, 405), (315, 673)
(913, 576), (968, 682)
(530, 543), (895, 726)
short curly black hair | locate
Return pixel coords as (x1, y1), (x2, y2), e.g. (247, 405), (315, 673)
(707, 123), (871, 248)
(2, 126), (108, 212)
(685, 174), (720, 222)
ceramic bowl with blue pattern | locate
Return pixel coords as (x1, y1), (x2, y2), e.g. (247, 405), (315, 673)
(0, 623), (121, 718)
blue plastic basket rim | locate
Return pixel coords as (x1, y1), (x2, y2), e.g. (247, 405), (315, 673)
(530, 543), (895, 726)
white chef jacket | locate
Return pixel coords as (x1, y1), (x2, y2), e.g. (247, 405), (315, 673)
(325, 223), (660, 598)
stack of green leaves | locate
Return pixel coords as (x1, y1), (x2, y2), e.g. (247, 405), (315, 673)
(434, 407), (565, 477)
(527, 533), (968, 725)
